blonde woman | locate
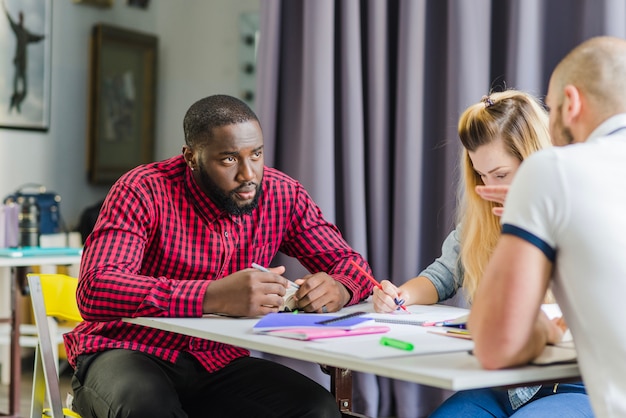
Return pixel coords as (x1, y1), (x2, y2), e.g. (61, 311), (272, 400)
(373, 90), (591, 417)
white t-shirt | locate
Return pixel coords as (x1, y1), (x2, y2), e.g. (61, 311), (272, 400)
(501, 114), (626, 418)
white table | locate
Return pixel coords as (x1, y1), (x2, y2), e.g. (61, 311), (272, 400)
(125, 304), (580, 414)
(0, 252), (81, 418)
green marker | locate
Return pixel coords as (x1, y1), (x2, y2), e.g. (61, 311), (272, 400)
(380, 336), (414, 351)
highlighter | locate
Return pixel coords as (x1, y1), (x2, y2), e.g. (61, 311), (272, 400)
(380, 336), (414, 351)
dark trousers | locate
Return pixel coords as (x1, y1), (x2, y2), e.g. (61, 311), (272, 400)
(71, 349), (341, 418)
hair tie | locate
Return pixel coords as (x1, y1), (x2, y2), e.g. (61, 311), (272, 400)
(481, 95), (495, 108)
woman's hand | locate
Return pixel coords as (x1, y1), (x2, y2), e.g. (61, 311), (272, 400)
(372, 280), (408, 313)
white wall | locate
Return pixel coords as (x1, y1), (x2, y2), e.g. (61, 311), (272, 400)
(154, 1), (261, 160)
(0, 0), (259, 231)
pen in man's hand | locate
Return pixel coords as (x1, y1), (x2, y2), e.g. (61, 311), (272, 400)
(251, 263), (299, 289)
(349, 260), (408, 312)
(251, 262), (270, 272)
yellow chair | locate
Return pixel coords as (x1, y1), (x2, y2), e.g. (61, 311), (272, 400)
(27, 273), (82, 418)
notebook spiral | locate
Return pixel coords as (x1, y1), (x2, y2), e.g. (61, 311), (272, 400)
(316, 311), (368, 325)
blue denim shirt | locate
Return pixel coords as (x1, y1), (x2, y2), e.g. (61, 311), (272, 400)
(420, 227), (540, 409)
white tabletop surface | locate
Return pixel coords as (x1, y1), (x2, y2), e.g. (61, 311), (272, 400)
(125, 303), (581, 391)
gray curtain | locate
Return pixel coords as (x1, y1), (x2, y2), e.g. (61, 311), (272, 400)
(255, 0), (626, 417)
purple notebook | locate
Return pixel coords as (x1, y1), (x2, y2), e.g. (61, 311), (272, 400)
(253, 312), (374, 332)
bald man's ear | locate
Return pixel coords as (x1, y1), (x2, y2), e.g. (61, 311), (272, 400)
(563, 84), (582, 125)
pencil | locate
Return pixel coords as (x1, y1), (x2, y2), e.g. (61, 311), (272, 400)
(349, 260), (408, 312)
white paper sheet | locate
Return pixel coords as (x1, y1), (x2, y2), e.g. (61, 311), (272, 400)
(307, 323), (474, 359)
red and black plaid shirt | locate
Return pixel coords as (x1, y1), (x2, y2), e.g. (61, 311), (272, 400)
(64, 155), (373, 372)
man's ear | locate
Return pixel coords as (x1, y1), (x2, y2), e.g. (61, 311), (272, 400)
(562, 84), (582, 125)
(182, 146), (196, 170)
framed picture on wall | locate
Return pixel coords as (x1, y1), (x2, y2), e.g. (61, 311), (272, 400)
(0, 0), (52, 131)
(87, 23), (158, 184)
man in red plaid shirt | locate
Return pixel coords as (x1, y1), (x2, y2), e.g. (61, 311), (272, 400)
(65, 94), (374, 417)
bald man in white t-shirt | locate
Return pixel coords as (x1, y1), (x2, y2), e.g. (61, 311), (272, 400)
(468, 36), (626, 418)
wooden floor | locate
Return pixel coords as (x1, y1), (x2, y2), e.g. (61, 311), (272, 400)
(0, 351), (73, 416)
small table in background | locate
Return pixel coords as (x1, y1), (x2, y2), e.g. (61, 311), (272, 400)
(0, 248), (82, 418)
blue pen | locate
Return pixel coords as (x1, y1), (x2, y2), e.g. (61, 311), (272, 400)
(440, 322), (466, 329)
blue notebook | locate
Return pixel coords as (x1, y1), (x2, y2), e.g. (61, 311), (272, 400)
(0, 247), (83, 258)
(253, 312), (374, 332)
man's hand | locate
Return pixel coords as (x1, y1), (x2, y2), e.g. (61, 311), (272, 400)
(475, 185), (510, 216)
(293, 272), (350, 313)
(202, 265), (290, 317)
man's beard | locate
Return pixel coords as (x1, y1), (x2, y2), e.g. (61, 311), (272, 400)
(561, 126), (575, 145)
(553, 106), (575, 145)
(197, 164), (262, 216)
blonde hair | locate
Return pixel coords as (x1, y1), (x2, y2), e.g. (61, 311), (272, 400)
(456, 90), (551, 302)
